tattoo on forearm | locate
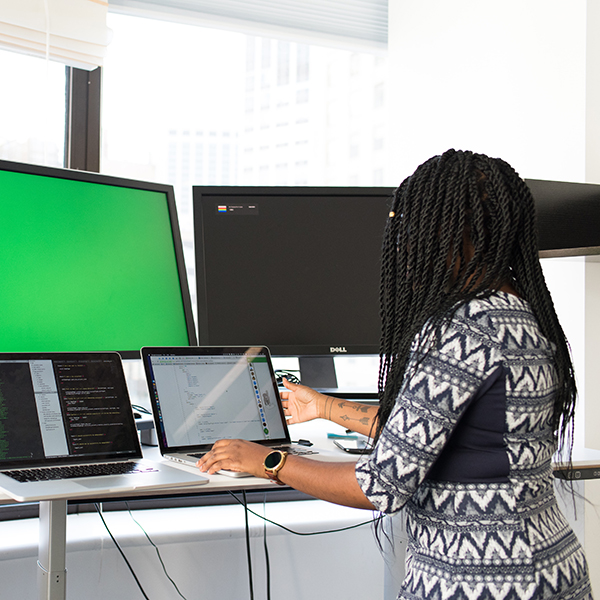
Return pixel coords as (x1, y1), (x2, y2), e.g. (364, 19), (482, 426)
(337, 401), (371, 414)
(339, 415), (371, 426)
(323, 398), (375, 429)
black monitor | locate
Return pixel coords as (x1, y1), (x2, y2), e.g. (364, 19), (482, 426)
(193, 186), (393, 389)
(526, 178), (600, 257)
(0, 159), (197, 358)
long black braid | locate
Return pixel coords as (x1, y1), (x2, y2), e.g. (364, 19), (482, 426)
(375, 149), (577, 456)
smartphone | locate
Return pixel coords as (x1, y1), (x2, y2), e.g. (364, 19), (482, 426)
(333, 439), (372, 454)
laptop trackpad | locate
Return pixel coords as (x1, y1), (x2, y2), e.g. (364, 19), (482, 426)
(76, 476), (139, 490)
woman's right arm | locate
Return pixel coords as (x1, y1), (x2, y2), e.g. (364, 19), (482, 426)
(280, 378), (378, 438)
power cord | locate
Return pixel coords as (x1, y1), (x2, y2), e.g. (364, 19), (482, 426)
(96, 495), (381, 600)
(95, 502), (190, 600)
(125, 502), (189, 600)
(94, 503), (151, 600)
(262, 495), (272, 600)
(242, 490), (255, 600)
(274, 370), (301, 386)
(227, 491), (382, 536)
(230, 491), (382, 600)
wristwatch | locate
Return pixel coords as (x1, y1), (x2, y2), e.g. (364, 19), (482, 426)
(263, 450), (288, 484)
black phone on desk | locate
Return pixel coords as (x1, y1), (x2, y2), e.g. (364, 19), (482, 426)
(333, 439), (372, 455)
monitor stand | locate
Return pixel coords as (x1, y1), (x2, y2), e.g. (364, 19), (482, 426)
(298, 356), (338, 390)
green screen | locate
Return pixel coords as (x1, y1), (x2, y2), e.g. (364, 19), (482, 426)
(0, 169), (192, 354)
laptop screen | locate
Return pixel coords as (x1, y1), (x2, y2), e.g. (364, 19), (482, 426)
(142, 346), (289, 452)
(0, 352), (141, 469)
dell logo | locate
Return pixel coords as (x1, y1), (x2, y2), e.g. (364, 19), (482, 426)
(330, 347), (348, 353)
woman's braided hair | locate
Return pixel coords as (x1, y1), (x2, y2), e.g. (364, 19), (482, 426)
(376, 149), (576, 454)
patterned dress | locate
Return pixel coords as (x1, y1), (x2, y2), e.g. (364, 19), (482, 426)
(355, 291), (592, 600)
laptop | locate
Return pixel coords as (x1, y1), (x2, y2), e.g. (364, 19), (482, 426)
(0, 352), (208, 502)
(141, 346), (317, 477)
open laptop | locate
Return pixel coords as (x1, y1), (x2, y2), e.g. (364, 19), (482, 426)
(141, 346), (317, 477)
(0, 352), (208, 502)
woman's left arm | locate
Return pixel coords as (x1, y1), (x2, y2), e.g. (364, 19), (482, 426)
(196, 439), (375, 511)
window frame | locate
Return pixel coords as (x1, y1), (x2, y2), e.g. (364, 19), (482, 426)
(64, 66), (102, 172)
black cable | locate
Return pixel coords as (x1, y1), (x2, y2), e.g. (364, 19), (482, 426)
(228, 491), (381, 536)
(262, 495), (271, 600)
(274, 370), (301, 385)
(242, 490), (255, 600)
(125, 501), (189, 600)
(94, 503), (151, 600)
(94, 495), (379, 600)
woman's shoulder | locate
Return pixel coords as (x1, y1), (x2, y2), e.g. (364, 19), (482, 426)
(449, 291), (544, 350)
(454, 290), (532, 325)
(414, 291), (538, 356)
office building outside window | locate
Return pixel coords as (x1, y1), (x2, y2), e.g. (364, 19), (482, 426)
(101, 12), (390, 301)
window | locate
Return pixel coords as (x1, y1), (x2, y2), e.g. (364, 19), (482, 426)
(0, 49), (66, 167)
(101, 12), (391, 298)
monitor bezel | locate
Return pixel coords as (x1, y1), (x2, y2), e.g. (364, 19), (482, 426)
(0, 158), (197, 358)
(193, 185), (394, 359)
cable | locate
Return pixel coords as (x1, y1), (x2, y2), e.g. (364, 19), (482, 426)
(125, 502), (189, 600)
(94, 494), (379, 600)
(231, 491), (382, 600)
(262, 495), (271, 600)
(242, 490), (255, 600)
(94, 503), (151, 600)
(274, 370), (301, 386)
(227, 491), (382, 536)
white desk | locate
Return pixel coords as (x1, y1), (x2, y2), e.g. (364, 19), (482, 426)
(4, 418), (600, 600)
(1, 420), (355, 600)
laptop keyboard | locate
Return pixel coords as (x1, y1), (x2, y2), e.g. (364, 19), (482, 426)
(3, 461), (138, 483)
(189, 445), (317, 460)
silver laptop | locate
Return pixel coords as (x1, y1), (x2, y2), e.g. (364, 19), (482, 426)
(141, 346), (316, 477)
(0, 352), (207, 502)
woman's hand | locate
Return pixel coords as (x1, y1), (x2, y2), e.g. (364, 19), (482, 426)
(280, 378), (327, 424)
(196, 439), (271, 477)
(196, 437), (375, 510)
(282, 378), (378, 437)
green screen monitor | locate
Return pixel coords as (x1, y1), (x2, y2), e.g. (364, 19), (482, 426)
(0, 159), (197, 358)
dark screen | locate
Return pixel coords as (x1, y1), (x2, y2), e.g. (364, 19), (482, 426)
(526, 178), (600, 256)
(193, 187), (393, 357)
(0, 353), (141, 467)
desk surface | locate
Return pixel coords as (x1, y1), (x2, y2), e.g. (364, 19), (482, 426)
(0, 420), (356, 505)
(1, 419), (600, 504)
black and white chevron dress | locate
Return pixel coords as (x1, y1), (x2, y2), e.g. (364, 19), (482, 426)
(356, 291), (592, 600)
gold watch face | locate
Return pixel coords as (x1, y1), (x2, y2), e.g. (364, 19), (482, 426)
(264, 450), (283, 470)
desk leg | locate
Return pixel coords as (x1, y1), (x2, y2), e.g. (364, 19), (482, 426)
(38, 499), (67, 600)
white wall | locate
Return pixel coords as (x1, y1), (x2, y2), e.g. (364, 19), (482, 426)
(386, 0), (587, 184)
(586, 0), (600, 183)
(541, 257), (586, 443)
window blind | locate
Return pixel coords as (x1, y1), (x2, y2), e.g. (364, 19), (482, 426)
(109, 0), (388, 49)
(0, 0), (112, 70)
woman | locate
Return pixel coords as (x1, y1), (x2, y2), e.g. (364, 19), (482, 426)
(197, 149), (592, 599)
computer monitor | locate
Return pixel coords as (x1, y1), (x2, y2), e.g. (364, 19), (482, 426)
(0, 159), (197, 358)
(526, 178), (600, 257)
(193, 186), (393, 389)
